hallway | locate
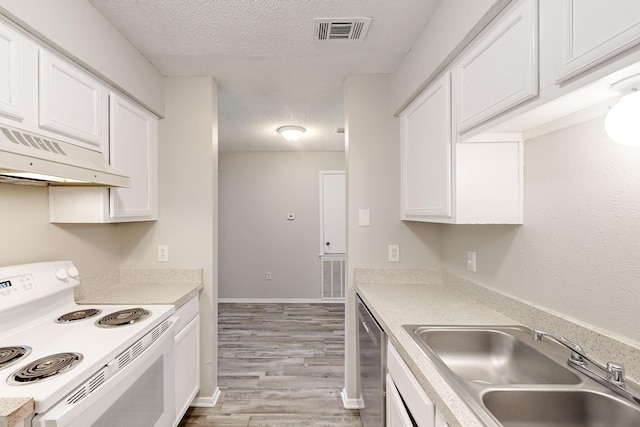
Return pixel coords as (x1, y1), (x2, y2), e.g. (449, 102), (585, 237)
(179, 302), (361, 427)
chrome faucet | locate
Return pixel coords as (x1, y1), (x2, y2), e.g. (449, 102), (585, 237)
(532, 330), (625, 385)
(533, 329), (640, 405)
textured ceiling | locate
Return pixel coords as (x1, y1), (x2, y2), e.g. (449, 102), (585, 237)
(89, 0), (442, 151)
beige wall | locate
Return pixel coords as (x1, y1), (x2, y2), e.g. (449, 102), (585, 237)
(120, 77), (218, 401)
(0, 184), (120, 276)
(219, 151), (345, 300)
(442, 116), (640, 345)
(344, 74), (443, 401)
(0, 0), (165, 115)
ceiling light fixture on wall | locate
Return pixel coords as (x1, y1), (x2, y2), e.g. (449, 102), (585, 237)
(605, 74), (640, 146)
(278, 126), (306, 142)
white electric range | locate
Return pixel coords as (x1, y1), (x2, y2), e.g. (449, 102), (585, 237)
(0, 260), (177, 427)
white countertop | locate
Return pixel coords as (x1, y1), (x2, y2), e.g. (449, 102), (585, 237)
(75, 281), (202, 307)
(356, 282), (518, 427)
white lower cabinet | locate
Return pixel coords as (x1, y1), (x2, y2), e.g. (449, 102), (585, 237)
(174, 296), (200, 427)
(387, 343), (449, 427)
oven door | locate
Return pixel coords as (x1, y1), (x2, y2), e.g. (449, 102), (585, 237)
(32, 318), (177, 427)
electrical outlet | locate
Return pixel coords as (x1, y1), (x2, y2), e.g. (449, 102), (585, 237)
(388, 244), (400, 262)
(467, 251), (476, 272)
(157, 245), (169, 262)
(266, 272), (272, 280)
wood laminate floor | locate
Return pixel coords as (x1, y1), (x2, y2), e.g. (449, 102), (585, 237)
(178, 302), (361, 427)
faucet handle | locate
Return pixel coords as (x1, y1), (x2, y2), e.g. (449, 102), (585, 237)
(607, 362), (625, 384)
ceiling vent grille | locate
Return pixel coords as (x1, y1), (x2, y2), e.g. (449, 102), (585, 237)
(314, 18), (372, 41)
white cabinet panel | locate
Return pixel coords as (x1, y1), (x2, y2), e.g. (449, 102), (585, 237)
(39, 50), (107, 152)
(387, 344), (435, 427)
(49, 94), (158, 223)
(0, 21), (24, 121)
(109, 93), (158, 220)
(174, 296), (200, 426)
(386, 374), (415, 427)
(401, 72), (452, 221)
(455, 0), (538, 133)
(557, 0), (640, 82)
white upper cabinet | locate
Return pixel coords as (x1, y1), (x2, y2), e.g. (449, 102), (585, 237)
(38, 50), (108, 154)
(0, 20), (24, 121)
(556, 0), (640, 83)
(49, 93), (158, 223)
(401, 72), (452, 222)
(400, 72), (523, 225)
(109, 93), (158, 221)
(455, 0), (538, 133)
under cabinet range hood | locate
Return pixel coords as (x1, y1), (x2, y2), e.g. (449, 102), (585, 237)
(0, 124), (129, 187)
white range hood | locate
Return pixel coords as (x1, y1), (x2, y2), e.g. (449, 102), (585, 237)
(0, 124), (129, 187)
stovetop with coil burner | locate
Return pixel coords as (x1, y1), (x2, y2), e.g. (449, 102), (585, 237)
(0, 261), (174, 413)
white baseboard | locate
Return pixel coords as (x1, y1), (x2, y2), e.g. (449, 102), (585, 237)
(190, 387), (220, 408)
(219, 298), (343, 304)
(341, 388), (364, 409)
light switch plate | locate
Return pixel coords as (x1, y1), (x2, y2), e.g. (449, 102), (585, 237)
(359, 209), (370, 226)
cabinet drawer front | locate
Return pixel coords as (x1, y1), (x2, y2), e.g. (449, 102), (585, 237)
(456, 0), (538, 133)
(387, 344), (435, 427)
(557, 0), (640, 82)
(0, 21), (24, 121)
(39, 50), (106, 149)
(175, 296), (199, 331)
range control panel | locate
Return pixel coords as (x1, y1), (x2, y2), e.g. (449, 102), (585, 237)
(0, 274), (36, 297)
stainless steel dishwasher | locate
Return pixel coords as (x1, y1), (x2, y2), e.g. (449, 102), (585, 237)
(357, 294), (386, 427)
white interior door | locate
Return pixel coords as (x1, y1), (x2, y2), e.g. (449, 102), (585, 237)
(320, 170), (346, 254)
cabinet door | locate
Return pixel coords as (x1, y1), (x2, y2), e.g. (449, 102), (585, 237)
(386, 374), (414, 427)
(0, 21), (24, 121)
(455, 0), (538, 133)
(557, 0), (640, 82)
(39, 50), (107, 152)
(109, 93), (158, 220)
(401, 72), (452, 221)
(175, 316), (200, 424)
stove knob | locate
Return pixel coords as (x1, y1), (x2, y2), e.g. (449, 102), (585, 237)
(67, 266), (79, 278)
(55, 268), (69, 280)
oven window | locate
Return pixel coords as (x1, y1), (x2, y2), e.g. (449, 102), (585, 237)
(92, 357), (165, 427)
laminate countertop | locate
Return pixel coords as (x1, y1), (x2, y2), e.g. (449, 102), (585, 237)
(356, 282), (517, 427)
(75, 281), (203, 307)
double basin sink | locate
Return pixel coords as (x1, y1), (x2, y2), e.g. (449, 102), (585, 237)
(403, 325), (640, 426)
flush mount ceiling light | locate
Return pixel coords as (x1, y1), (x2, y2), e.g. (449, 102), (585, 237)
(277, 126), (306, 142)
(605, 74), (640, 147)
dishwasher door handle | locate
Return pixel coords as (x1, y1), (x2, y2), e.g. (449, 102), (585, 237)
(361, 320), (370, 334)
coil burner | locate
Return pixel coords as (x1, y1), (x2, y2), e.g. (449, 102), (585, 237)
(97, 308), (151, 328)
(0, 346), (32, 370)
(55, 308), (102, 323)
(8, 352), (83, 385)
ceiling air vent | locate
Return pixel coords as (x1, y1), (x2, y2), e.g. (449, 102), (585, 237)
(315, 18), (372, 41)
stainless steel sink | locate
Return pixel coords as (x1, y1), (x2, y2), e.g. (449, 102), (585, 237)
(402, 325), (640, 426)
(483, 389), (640, 426)
(410, 326), (580, 385)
